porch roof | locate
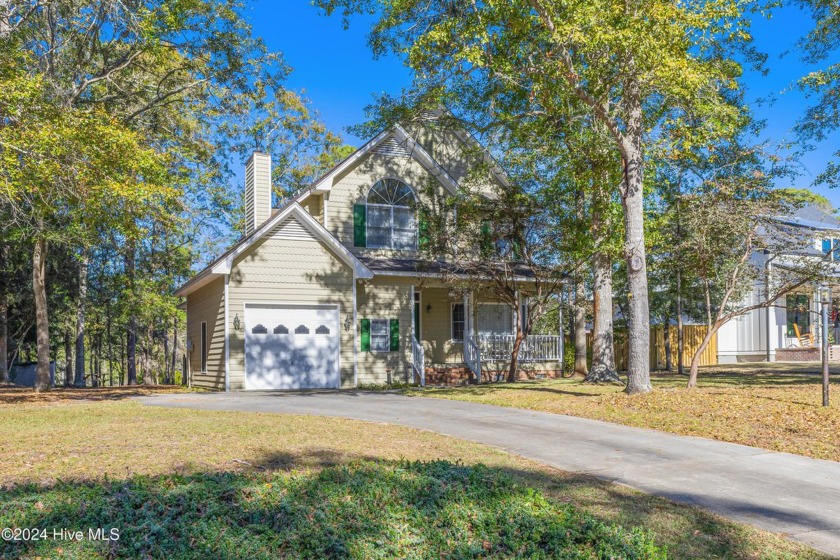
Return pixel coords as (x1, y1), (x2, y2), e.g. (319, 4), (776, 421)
(359, 257), (541, 281)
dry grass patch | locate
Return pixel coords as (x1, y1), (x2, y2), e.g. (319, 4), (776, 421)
(410, 363), (840, 461)
(0, 384), (194, 405)
(0, 399), (827, 558)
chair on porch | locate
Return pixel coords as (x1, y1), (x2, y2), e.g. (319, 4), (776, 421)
(793, 323), (815, 347)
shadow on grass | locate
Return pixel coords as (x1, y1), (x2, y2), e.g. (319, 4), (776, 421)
(0, 451), (826, 559)
(0, 386), (194, 405)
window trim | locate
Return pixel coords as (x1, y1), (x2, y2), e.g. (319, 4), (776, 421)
(200, 321), (208, 373)
(365, 178), (418, 250)
(451, 302), (465, 342)
(369, 318), (391, 353)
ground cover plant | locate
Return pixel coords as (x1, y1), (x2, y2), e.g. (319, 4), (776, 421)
(409, 363), (840, 461)
(0, 392), (827, 559)
(0, 461), (664, 559)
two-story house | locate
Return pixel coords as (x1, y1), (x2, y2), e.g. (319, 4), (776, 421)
(175, 120), (562, 390)
(717, 204), (840, 363)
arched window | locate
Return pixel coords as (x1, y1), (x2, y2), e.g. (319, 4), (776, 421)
(366, 179), (417, 250)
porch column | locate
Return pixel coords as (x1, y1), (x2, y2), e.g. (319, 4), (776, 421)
(463, 291), (473, 338)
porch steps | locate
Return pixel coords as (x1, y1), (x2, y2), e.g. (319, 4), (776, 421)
(423, 366), (564, 386)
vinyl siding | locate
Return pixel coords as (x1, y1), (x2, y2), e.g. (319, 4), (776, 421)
(301, 193), (323, 225)
(356, 277), (413, 383)
(186, 277), (225, 390)
(418, 287), (465, 364)
(228, 215), (355, 390)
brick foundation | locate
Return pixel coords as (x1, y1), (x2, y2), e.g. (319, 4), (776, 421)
(775, 347), (821, 362)
(423, 365), (564, 386)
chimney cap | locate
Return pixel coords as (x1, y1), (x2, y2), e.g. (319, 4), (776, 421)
(245, 150), (270, 163)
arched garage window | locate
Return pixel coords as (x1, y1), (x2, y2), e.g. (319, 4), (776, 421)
(366, 179), (417, 250)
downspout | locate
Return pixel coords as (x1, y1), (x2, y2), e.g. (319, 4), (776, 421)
(765, 253), (776, 363)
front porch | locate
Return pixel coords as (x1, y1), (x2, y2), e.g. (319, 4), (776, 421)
(408, 287), (563, 386)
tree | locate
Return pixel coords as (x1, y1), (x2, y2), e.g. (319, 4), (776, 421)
(416, 145), (571, 382)
(3, 0), (345, 388)
(670, 147), (828, 386)
(794, 0), (840, 188)
(318, 0), (752, 393)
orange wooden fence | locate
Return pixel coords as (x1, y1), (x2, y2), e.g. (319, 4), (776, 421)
(591, 325), (718, 371)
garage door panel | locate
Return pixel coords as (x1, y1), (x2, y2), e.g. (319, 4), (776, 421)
(245, 304), (340, 390)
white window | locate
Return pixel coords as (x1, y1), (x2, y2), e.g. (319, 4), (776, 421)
(476, 304), (514, 336)
(451, 303), (465, 341)
(370, 319), (390, 352)
(367, 179), (417, 250)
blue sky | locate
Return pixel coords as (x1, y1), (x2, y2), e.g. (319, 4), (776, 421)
(249, 1), (840, 206)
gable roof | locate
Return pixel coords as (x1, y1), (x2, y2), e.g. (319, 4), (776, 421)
(176, 118), (506, 297)
(309, 124), (460, 195)
(174, 203), (373, 297)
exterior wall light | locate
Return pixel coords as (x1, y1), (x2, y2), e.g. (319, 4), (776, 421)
(233, 314), (241, 331)
(344, 315), (353, 332)
(426, 304), (432, 314)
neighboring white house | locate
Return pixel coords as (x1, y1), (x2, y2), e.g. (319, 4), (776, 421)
(175, 117), (562, 391)
(717, 205), (840, 363)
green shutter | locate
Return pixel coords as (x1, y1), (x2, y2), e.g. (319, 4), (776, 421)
(353, 204), (366, 247)
(480, 221), (493, 257)
(361, 318), (371, 352)
(418, 208), (431, 250)
(389, 319), (399, 352)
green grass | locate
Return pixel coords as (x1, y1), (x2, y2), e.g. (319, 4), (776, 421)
(0, 390), (828, 559)
(408, 363), (840, 461)
(0, 461), (664, 559)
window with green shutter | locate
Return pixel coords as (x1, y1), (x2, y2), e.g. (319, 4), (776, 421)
(361, 318), (400, 352)
(353, 204), (367, 247)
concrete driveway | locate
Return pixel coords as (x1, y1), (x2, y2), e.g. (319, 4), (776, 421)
(139, 390), (840, 557)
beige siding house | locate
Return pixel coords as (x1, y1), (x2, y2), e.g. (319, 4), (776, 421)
(176, 119), (562, 390)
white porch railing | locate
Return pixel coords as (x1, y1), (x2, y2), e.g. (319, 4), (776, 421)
(411, 336), (425, 387)
(464, 336), (482, 384)
(475, 334), (563, 362)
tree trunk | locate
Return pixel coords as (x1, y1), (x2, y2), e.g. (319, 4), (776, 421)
(586, 170), (619, 384)
(63, 327), (73, 386)
(506, 331), (526, 383)
(126, 249), (137, 385)
(33, 237), (51, 391)
(621, 132), (652, 394)
(107, 302), (113, 386)
(663, 319), (673, 371)
(687, 322), (719, 388)
(74, 254), (88, 387)
(170, 317), (178, 385)
(0, 243), (8, 384)
(676, 270), (684, 375)
(573, 274), (588, 376)
(0, 281), (8, 384)
(586, 251), (621, 383)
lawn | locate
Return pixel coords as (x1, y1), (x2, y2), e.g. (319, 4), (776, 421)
(0, 387), (827, 559)
(409, 363), (840, 462)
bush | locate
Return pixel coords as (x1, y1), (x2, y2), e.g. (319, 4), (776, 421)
(0, 461), (665, 559)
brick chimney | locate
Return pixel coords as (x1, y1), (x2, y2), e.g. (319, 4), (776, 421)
(244, 151), (271, 236)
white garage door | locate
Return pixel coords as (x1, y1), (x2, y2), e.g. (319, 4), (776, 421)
(244, 304), (340, 390)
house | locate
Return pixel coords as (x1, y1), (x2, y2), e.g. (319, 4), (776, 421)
(175, 118), (563, 390)
(717, 204), (840, 363)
